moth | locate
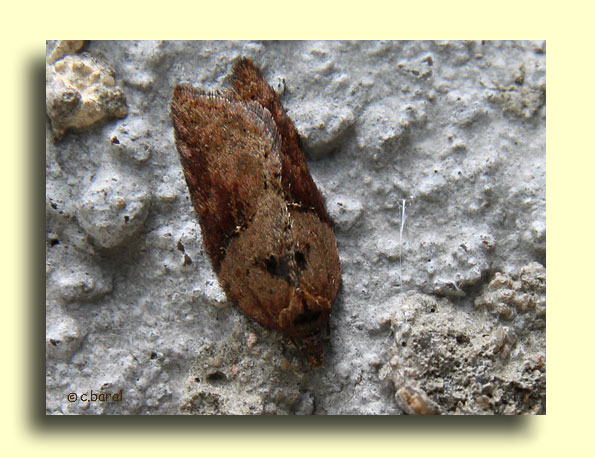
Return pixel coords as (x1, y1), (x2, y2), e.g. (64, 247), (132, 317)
(170, 58), (341, 366)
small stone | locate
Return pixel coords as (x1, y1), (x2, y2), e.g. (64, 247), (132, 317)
(108, 118), (152, 164)
(46, 54), (127, 139)
(247, 332), (258, 349)
(397, 386), (440, 415)
(54, 262), (113, 303)
(327, 195), (363, 231)
(358, 97), (427, 166)
(47, 40), (85, 65)
(293, 100), (355, 158)
(46, 315), (86, 361)
(76, 167), (150, 248)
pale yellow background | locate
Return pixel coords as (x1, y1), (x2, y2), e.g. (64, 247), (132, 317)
(4, 0), (591, 455)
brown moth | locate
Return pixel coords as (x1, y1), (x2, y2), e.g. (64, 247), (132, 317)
(170, 58), (341, 366)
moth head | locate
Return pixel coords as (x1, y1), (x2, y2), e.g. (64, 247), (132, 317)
(279, 288), (331, 367)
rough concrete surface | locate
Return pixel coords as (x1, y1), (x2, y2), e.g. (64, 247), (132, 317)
(45, 40), (545, 415)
